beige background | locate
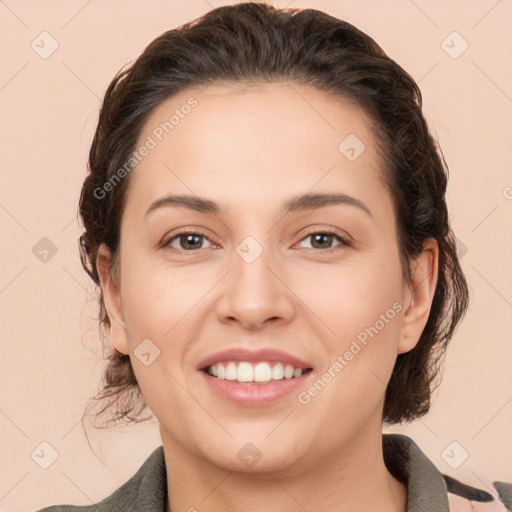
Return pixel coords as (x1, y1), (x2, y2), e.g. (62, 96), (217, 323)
(1, 1), (511, 510)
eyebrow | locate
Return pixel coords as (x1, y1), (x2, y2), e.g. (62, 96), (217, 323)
(144, 192), (372, 219)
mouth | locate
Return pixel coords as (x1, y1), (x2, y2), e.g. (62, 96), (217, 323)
(201, 361), (314, 384)
(196, 348), (314, 405)
(198, 360), (314, 406)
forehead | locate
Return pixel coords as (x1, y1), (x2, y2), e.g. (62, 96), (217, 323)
(137, 81), (376, 159)
(124, 81), (389, 221)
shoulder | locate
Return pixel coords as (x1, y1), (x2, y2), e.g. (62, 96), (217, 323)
(383, 434), (511, 512)
(35, 446), (167, 512)
(442, 471), (512, 511)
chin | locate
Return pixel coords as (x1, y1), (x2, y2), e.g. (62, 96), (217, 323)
(201, 435), (305, 475)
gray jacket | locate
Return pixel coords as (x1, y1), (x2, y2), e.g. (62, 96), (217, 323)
(36, 434), (511, 511)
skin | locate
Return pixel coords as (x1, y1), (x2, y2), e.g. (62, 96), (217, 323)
(97, 82), (439, 512)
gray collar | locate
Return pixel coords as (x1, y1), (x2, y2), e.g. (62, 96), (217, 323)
(383, 433), (450, 511)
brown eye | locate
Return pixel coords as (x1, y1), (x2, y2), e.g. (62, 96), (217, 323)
(164, 231), (213, 251)
(310, 233), (335, 249)
(298, 230), (350, 251)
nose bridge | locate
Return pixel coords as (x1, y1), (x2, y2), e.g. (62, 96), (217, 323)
(216, 232), (295, 328)
(234, 235), (274, 291)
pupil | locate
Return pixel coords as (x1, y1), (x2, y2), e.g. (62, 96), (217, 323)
(313, 234), (331, 248)
(183, 234), (201, 249)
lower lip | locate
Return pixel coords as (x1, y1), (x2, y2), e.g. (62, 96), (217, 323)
(198, 370), (313, 406)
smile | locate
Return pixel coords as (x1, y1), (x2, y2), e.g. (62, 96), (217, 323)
(204, 361), (312, 383)
(199, 365), (314, 406)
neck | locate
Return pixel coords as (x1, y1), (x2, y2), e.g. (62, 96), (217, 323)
(161, 426), (407, 512)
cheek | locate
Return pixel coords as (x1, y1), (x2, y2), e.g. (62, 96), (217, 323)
(311, 255), (404, 382)
(313, 255), (402, 338)
(120, 256), (210, 338)
(119, 263), (204, 427)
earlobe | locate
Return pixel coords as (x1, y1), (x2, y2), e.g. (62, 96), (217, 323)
(96, 243), (130, 355)
(397, 238), (439, 355)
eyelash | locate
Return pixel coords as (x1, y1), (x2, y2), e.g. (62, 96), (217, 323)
(162, 228), (351, 253)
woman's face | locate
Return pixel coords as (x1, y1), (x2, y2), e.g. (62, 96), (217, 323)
(99, 82), (434, 474)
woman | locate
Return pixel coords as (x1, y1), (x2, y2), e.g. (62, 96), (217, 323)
(37, 2), (510, 511)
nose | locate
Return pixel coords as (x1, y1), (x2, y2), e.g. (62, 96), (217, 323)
(215, 243), (296, 331)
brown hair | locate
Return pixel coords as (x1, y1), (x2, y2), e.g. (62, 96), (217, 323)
(78, 1), (469, 428)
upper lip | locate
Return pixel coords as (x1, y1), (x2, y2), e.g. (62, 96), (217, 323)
(196, 348), (313, 371)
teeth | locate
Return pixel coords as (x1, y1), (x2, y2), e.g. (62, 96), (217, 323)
(254, 362), (272, 382)
(272, 363), (284, 380)
(225, 362), (237, 381)
(207, 361), (307, 383)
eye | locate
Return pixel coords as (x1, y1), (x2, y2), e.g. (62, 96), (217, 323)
(162, 228), (351, 253)
(296, 230), (351, 251)
(163, 229), (214, 251)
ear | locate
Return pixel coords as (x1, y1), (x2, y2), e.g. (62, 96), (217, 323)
(397, 237), (439, 355)
(96, 243), (130, 355)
